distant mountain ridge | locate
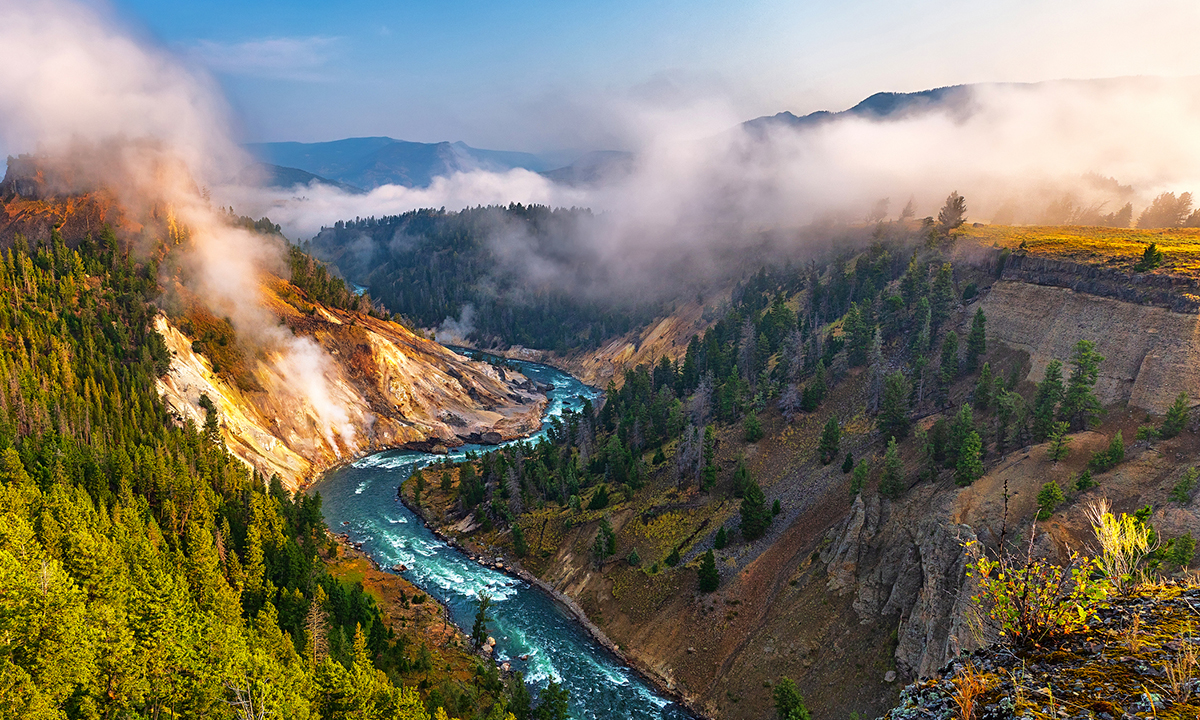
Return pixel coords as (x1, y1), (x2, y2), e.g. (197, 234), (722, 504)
(245, 137), (554, 190)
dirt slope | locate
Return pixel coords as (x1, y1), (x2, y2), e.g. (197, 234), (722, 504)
(156, 280), (546, 491)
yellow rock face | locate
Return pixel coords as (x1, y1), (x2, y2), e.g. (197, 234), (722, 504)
(155, 282), (546, 491)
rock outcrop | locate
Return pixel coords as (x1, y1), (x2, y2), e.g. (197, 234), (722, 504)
(980, 280), (1200, 413)
(156, 281), (546, 490)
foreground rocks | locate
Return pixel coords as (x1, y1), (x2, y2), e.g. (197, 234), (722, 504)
(880, 584), (1200, 719)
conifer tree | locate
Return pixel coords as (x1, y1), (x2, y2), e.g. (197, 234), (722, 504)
(973, 362), (993, 411)
(1047, 421), (1071, 463)
(850, 460), (869, 496)
(698, 549), (719, 592)
(955, 431), (984, 486)
(841, 451), (854, 474)
(818, 417), (841, 465)
(879, 371), (911, 439)
(1161, 392), (1190, 439)
(1036, 481), (1065, 520)
(1029, 360), (1064, 441)
(879, 437), (904, 498)
(1061, 340), (1104, 430)
(740, 480), (771, 540)
(714, 526), (728, 550)
(965, 307), (987, 372)
(930, 263), (955, 329)
(773, 677), (812, 720)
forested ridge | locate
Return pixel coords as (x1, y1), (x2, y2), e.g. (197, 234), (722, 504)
(0, 224), (537, 719)
(302, 205), (664, 352)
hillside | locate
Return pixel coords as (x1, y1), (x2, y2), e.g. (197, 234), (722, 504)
(155, 277), (547, 492)
(391, 222), (1200, 719)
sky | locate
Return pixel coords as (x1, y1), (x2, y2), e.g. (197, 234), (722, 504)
(106, 0), (1200, 155)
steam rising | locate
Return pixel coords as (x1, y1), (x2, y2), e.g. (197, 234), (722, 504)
(0, 0), (356, 450)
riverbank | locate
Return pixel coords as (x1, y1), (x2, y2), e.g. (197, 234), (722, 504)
(398, 488), (709, 720)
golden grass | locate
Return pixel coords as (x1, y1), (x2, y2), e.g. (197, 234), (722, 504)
(959, 224), (1200, 278)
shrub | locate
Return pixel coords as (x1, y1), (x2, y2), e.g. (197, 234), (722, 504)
(665, 547), (681, 567)
(1136, 425), (1160, 441)
(627, 548), (641, 567)
(1085, 499), (1157, 593)
(772, 499), (781, 516)
(1074, 469), (1096, 491)
(1089, 431), (1125, 473)
(967, 536), (1108, 645)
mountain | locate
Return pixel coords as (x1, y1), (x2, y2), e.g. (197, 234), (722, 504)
(541, 150), (635, 185)
(245, 136), (555, 190)
(742, 84), (978, 134)
(239, 161), (365, 193)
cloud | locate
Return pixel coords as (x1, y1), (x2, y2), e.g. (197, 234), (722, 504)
(185, 35), (340, 81)
(224, 75), (1200, 298)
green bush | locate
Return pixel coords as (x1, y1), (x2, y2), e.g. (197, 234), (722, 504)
(1089, 431), (1125, 472)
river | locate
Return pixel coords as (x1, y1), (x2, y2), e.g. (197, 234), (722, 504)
(310, 353), (695, 720)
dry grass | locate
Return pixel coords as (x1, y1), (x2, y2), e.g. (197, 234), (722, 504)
(1159, 624), (1198, 705)
(960, 224), (1200, 278)
(951, 664), (994, 720)
(1124, 613), (1145, 653)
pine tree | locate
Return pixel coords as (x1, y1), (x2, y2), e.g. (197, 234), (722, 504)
(512, 524), (528, 557)
(732, 458), (751, 498)
(743, 410), (763, 443)
(841, 451), (854, 474)
(703, 424), (719, 488)
(955, 431), (983, 486)
(973, 362), (993, 412)
(850, 460), (869, 496)
(930, 263), (955, 329)
(939, 331), (960, 388)
(1031, 359), (1065, 441)
(1061, 340), (1104, 430)
(879, 437), (904, 498)
(965, 307), (987, 372)
(740, 480), (771, 540)
(714, 526), (728, 550)
(1036, 481), (1065, 520)
(878, 371), (910, 439)
(1161, 392), (1190, 439)
(1075, 469), (1097, 491)
(1047, 421), (1071, 463)
(773, 677), (812, 720)
(471, 592), (493, 650)
(937, 192), (967, 235)
(697, 549), (719, 592)
(818, 417), (841, 464)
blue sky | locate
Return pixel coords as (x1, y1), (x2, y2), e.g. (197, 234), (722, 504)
(110, 0), (1200, 153)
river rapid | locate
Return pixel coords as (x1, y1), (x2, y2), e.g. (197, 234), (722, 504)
(310, 353), (695, 720)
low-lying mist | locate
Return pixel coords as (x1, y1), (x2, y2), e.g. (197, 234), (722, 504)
(229, 75), (1200, 302)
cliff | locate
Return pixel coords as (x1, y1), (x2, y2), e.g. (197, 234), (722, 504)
(156, 279), (547, 491)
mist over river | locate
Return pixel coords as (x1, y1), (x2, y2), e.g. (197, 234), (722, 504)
(311, 354), (695, 720)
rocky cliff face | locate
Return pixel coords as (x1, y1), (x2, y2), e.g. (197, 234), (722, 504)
(156, 280), (547, 490)
(980, 280), (1200, 413)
